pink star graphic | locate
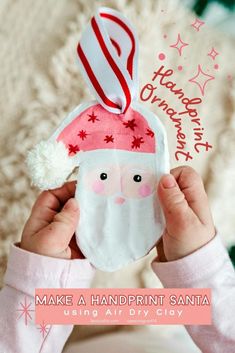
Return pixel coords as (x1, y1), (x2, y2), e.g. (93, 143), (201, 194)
(189, 64), (215, 96)
(78, 129), (88, 140)
(131, 136), (144, 149)
(16, 296), (34, 325)
(191, 18), (205, 32)
(170, 33), (188, 56)
(104, 135), (114, 143)
(146, 128), (154, 138)
(88, 112), (99, 123)
(207, 47), (219, 61)
(37, 321), (50, 339)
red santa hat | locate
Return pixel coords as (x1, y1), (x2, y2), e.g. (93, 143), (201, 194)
(26, 102), (162, 190)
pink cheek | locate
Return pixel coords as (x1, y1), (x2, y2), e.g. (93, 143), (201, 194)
(138, 184), (152, 197)
(92, 180), (105, 194)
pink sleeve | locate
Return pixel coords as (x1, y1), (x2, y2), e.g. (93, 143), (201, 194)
(151, 234), (235, 353)
(0, 243), (95, 353)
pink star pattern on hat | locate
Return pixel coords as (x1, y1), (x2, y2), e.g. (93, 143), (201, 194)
(57, 104), (156, 155)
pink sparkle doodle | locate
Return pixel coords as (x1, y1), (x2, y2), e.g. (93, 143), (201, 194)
(170, 34), (188, 56)
(189, 64), (215, 96)
(16, 296), (34, 325)
(208, 47), (219, 60)
(191, 18), (205, 32)
(37, 321), (50, 339)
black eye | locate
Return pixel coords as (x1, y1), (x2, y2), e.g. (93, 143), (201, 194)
(100, 173), (107, 180)
(133, 174), (142, 182)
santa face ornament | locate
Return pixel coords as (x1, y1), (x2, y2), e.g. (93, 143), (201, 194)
(26, 8), (170, 271)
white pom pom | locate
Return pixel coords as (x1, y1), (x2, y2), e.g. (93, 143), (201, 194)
(26, 140), (75, 190)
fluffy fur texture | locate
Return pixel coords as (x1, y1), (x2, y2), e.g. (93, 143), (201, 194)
(26, 140), (75, 190)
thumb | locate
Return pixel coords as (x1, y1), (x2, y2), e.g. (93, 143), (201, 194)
(35, 198), (79, 256)
(158, 174), (190, 234)
(53, 198), (79, 240)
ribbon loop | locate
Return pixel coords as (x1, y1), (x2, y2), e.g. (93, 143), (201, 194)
(77, 7), (139, 114)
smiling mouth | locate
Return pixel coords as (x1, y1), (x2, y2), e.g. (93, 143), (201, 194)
(115, 197), (125, 205)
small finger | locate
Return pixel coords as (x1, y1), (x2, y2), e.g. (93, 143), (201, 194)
(157, 174), (194, 234)
(50, 181), (77, 206)
(158, 174), (189, 215)
(170, 166), (211, 225)
(34, 198), (79, 255)
(30, 181), (77, 222)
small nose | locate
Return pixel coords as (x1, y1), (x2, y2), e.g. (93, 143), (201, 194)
(115, 197), (125, 205)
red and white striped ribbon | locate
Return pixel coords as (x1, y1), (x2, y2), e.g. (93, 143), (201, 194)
(77, 7), (139, 114)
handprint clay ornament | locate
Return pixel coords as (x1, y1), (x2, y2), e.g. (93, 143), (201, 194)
(27, 7), (170, 271)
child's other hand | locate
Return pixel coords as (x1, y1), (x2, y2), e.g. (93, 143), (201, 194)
(157, 166), (216, 262)
(20, 181), (84, 259)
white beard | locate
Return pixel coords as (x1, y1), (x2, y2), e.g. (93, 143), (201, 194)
(74, 149), (165, 272)
(75, 182), (164, 272)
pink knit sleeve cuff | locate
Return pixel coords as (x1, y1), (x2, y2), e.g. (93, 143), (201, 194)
(151, 234), (231, 288)
(4, 243), (95, 297)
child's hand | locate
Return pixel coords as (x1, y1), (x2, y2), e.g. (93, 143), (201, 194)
(20, 181), (84, 259)
(157, 166), (216, 262)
